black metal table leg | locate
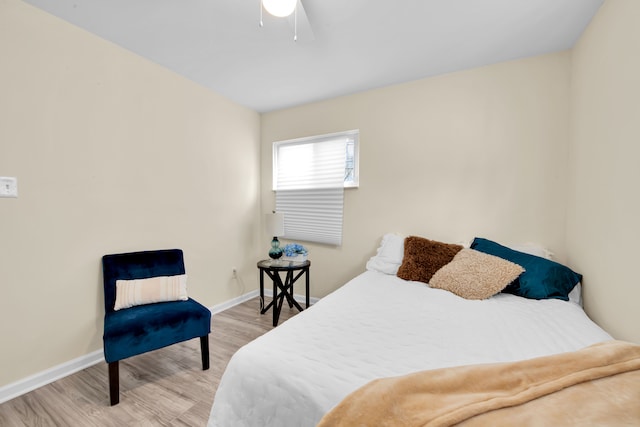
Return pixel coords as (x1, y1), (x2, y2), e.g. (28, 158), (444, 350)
(257, 260), (311, 326)
(305, 266), (310, 308)
(259, 268), (265, 312)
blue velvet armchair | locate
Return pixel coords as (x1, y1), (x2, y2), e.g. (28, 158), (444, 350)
(102, 249), (211, 405)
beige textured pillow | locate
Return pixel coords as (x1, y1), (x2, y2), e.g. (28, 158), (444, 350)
(429, 249), (524, 300)
(397, 236), (463, 284)
(114, 274), (188, 310)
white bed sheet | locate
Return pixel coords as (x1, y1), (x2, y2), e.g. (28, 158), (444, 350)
(208, 271), (612, 427)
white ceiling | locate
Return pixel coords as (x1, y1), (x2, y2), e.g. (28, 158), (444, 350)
(24, 0), (604, 113)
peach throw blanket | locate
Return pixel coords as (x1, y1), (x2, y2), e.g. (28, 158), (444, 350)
(317, 340), (640, 426)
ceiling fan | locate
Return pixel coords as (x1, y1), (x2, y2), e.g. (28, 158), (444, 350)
(260, 0), (315, 42)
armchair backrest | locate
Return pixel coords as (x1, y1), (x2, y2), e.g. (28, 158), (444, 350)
(102, 249), (185, 313)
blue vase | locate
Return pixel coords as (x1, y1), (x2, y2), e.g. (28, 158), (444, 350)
(269, 237), (283, 259)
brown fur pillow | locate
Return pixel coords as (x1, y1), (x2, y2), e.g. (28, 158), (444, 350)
(429, 248), (525, 300)
(396, 236), (463, 284)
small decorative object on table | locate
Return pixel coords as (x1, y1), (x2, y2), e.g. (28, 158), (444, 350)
(265, 212), (285, 259)
(282, 243), (308, 262)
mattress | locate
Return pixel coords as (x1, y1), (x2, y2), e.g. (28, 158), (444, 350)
(207, 270), (612, 427)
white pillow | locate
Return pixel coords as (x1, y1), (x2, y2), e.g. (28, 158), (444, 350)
(568, 283), (583, 306)
(508, 243), (554, 260)
(366, 233), (405, 275)
(114, 274), (188, 311)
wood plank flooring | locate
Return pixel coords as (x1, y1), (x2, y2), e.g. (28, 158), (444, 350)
(0, 297), (300, 427)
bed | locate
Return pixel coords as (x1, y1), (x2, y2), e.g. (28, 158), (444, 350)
(207, 235), (622, 427)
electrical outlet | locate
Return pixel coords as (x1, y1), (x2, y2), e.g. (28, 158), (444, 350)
(0, 177), (18, 198)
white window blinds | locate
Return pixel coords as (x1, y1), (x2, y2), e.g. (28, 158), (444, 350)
(274, 136), (348, 245)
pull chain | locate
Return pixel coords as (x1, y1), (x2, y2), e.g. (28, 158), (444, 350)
(259, 0), (263, 27)
(294, 4), (298, 42)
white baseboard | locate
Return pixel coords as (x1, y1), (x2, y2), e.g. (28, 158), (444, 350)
(0, 349), (105, 405)
(0, 289), (317, 405)
(208, 289), (260, 315)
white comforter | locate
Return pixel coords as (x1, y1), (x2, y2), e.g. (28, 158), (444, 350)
(207, 271), (612, 427)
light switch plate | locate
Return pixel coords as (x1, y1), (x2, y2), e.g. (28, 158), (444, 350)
(0, 177), (18, 198)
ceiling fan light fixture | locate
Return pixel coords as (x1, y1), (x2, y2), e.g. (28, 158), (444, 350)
(262, 0), (297, 18)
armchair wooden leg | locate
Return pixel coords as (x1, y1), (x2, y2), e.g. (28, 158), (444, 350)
(200, 335), (210, 370)
(108, 361), (119, 406)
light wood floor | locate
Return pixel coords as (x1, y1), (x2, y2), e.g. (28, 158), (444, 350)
(0, 297), (300, 427)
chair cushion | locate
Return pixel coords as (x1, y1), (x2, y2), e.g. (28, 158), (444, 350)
(103, 298), (211, 363)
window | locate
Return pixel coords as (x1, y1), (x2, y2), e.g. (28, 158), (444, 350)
(272, 130), (359, 245)
(273, 130), (359, 190)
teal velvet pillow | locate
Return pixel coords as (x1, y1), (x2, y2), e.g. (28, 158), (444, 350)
(470, 237), (582, 301)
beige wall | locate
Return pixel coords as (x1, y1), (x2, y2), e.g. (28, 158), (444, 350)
(262, 52), (572, 298)
(0, 0), (261, 387)
(567, 0), (640, 343)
